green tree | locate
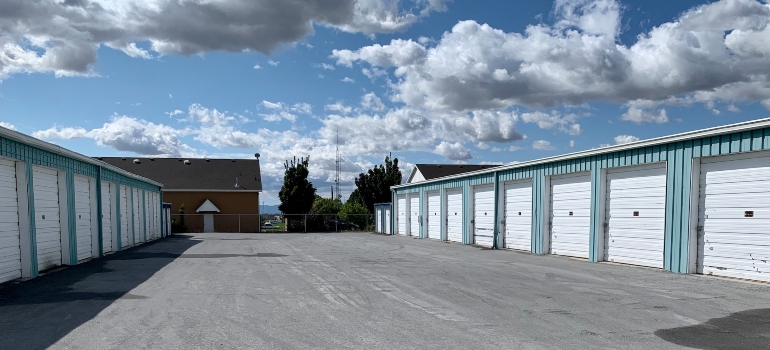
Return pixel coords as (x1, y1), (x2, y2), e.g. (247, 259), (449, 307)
(310, 198), (342, 215)
(353, 155), (402, 213)
(346, 188), (364, 206)
(339, 200), (370, 229)
(278, 156), (316, 215)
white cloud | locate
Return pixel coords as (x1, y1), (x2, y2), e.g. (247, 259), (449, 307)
(508, 145), (522, 151)
(521, 111), (583, 135)
(434, 141), (472, 160)
(325, 102), (354, 115)
(0, 122), (16, 131)
(361, 92), (386, 111)
(262, 100), (283, 109)
(533, 140), (555, 150)
(313, 63), (335, 70)
(0, 0), (449, 80)
(342, 77), (355, 83)
(166, 109), (184, 117)
(477, 142), (490, 150)
(268, 60), (280, 66)
(318, 74), (326, 79)
(333, 0), (770, 114)
(253, 64), (262, 70)
(621, 107), (669, 124)
(569, 140), (575, 147)
(727, 104), (741, 113)
(614, 134), (640, 144)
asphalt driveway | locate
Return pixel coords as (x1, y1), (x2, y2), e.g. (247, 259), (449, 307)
(1, 232), (769, 350)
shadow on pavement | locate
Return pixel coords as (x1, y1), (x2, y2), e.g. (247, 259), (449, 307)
(0, 235), (201, 349)
(655, 308), (770, 350)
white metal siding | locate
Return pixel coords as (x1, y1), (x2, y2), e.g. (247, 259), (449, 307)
(385, 208), (391, 234)
(74, 176), (93, 261)
(0, 159), (21, 283)
(144, 191), (151, 241)
(120, 185), (130, 248)
(605, 164), (667, 268)
(409, 195), (420, 237)
(132, 189), (142, 244)
(550, 173), (592, 258)
(375, 207), (382, 233)
(446, 188), (463, 243)
(473, 185), (495, 247)
(153, 193), (160, 239)
(698, 153), (770, 282)
(33, 166), (62, 271)
(426, 191), (441, 240)
(397, 195), (407, 235)
(504, 180), (533, 251)
(101, 182), (113, 253)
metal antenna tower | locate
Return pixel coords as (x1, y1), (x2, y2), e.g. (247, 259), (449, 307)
(335, 131), (341, 201)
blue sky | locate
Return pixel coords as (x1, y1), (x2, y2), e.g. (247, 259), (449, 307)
(1, 0), (769, 205)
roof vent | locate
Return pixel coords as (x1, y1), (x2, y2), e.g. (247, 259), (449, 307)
(177, 159), (183, 161)
(183, 160), (191, 165)
(437, 165), (442, 168)
(205, 159), (210, 162)
(96, 157), (103, 160)
(231, 159), (236, 162)
(121, 158), (126, 161)
(133, 159), (141, 164)
(150, 158), (155, 161)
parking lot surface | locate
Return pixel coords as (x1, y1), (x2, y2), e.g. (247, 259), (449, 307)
(1, 232), (768, 350)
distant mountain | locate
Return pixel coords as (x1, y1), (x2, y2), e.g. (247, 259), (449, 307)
(261, 205), (282, 214)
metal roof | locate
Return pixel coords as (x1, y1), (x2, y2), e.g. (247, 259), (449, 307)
(392, 117), (770, 189)
(0, 126), (163, 187)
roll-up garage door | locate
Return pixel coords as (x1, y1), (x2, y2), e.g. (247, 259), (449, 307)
(397, 195), (407, 235)
(698, 152), (770, 282)
(153, 193), (160, 239)
(33, 166), (62, 271)
(550, 173), (591, 258)
(144, 191), (151, 241)
(426, 191), (441, 240)
(504, 180), (532, 251)
(385, 208), (391, 234)
(74, 175), (93, 261)
(120, 185), (130, 248)
(409, 195), (420, 237)
(446, 188), (463, 243)
(0, 159), (22, 283)
(473, 185), (495, 247)
(133, 189), (143, 244)
(605, 164), (667, 268)
(101, 182), (114, 253)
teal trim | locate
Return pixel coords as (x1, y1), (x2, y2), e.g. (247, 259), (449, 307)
(95, 168), (103, 256)
(588, 167), (602, 262)
(142, 190), (147, 242)
(531, 169), (545, 255)
(492, 172), (499, 249)
(26, 162), (38, 277)
(66, 169), (77, 264)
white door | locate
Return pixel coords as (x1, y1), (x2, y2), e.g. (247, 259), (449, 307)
(426, 191), (441, 240)
(698, 152), (770, 282)
(0, 159), (22, 283)
(120, 185), (130, 248)
(504, 180), (533, 251)
(473, 185), (495, 247)
(203, 214), (214, 232)
(33, 166), (62, 271)
(446, 188), (463, 243)
(132, 189), (143, 244)
(375, 207), (382, 233)
(151, 193), (158, 239)
(550, 173), (592, 258)
(605, 164), (667, 268)
(144, 191), (151, 240)
(74, 175), (93, 261)
(397, 195), (407, 235)
(101, 182), (114, 253)
(385, 208), (391, 234)
(409, 195), (420, 237)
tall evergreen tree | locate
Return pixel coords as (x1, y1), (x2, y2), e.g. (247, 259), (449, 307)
(278, 156), (316, 215)
(352, 156), (402, 213)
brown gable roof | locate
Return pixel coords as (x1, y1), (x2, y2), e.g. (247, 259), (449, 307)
(96, 157), (262, 191)
(415, 164), (500, 181)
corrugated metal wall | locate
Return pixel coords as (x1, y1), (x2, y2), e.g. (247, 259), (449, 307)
(393, 126), (770, 273)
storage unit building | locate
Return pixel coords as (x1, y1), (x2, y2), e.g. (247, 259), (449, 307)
(0, 125), (164, 283)
(391, 118), (770, 283)
(373, 203), (392, 234)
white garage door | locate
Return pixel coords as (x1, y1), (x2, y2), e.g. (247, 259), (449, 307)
(504, 180), (533, 251)
(409, 195), (420, 237)
(426, 191), (441, 240)
(153, 193), (160, 239)
(74, 175), (93, 261)
(144, 191), (151, 241)
(385, 208), (391, 234)
(0, 159), (22, 283)
(605, 164), (667, 268)
(33, 166), (62, 271)
(397, 195), (406, 235)
(446, 188), (463, 243)
(473, 185), (495, 247)
(550, 173), (592, 258)
(133, 189), (143, 244)
(101, 182), (114, 254)
(375, 207), (382, 233)
(120, 185), (130, 248)
(698, 152), (770, 282)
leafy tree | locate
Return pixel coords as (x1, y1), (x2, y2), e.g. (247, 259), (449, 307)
(339, 200), (370, 229)
(352, 156), (402, 213)
(278, 156), (316, 215)
(346, 188), (364, 206)
(310, 198), (342, 215)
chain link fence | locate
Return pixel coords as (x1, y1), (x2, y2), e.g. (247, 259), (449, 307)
(169, 214), (374, 233)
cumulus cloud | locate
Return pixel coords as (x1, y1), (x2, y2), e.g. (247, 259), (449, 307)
(361, 92), (386, 111)
(0, 0), (449, 79)
(614, 134), (640, 144)
(533, 140), (555, 151)
(621, 107), (669, 124)
(521, 111), (583, 135)
(342, 77), (356, 83)
(313, 63), (336, 70)
(334, 0), (770, 113)
(0, 122), (16, 131)
(434, 141), (472, 160)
